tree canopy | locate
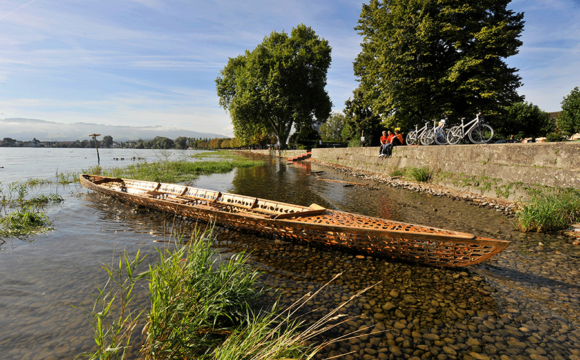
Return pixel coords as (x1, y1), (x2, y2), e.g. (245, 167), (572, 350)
(216, 24), (332, 149)
(496, 102), (552, 139)
(343, 87), (382, 146)
(319, 112), (347, 142)
(354, 0), (525, 129)
(558, 87), (580, 136)
(102, 135), (113, 148)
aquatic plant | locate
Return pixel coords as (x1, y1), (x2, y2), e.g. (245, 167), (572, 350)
(406, 166), (431, 182)
(141, 230), (264, 359)
(0, 205), (53, 237)
(81, 229), (378, 360)
(76, 249), (149, 360)
(517, 187), (580, 232)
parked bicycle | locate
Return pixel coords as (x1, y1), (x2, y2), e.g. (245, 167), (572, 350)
(420, 119), (448, 145)
(446, 112), (494, 144)
(406, 121), (432, 145)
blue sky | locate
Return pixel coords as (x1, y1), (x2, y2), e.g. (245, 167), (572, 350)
(1, 0), (579, 137)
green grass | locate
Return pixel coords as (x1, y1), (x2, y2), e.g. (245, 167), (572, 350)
(406, 166), (431, 182)
(0, 205), (53, 237)
(389, 168), (406, 177)
(81, 230), (373, 360)
(84, 158), (264, 184)
(517, 188), (580, 232)
(190, 150), (234, 159)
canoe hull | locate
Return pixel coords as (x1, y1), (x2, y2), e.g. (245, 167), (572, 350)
(79, 174), (509, 267)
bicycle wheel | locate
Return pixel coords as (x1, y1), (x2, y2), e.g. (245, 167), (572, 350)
(420, 131), (435, 145)
(406, 131), (417, 145)
(434, 129), (447, 145)
(446, 126), (463, 145)
(468, 124), (494, 144)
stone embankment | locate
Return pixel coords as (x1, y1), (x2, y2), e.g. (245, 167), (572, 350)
(311, 142), (580, 202)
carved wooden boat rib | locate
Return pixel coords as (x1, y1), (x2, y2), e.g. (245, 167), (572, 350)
(79, 174), (510, 267)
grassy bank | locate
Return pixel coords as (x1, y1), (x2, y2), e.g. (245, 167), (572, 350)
(82, 230), (362, 359)
(516, 187), (580, 233)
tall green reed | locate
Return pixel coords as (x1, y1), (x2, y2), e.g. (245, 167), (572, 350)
(81, 228), (380, 360)
(517, 187), (580, 232)
(76, 250), (150, 360)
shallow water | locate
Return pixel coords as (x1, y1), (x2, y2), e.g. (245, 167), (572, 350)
(0, 150), (579, 360)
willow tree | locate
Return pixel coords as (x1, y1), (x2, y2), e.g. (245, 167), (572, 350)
(216, 24), (332, 149)
(354, 0), (525, 129)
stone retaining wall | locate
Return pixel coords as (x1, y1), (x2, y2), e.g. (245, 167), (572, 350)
(312, 143), (580, 201)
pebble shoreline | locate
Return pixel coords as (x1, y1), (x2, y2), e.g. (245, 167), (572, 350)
(309, 158), (518, 214)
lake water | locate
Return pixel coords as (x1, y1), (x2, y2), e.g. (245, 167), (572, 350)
(0, 148), (579, 360)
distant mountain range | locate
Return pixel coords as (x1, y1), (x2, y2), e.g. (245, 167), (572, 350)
(0, 118), (227, 142)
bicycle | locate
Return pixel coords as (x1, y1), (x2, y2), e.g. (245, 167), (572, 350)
(406, 121), (432, 145)
(446, 112), (494, 145)
(420, 119), (448, 145)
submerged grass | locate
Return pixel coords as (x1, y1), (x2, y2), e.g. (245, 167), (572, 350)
(0, 181), (63, 238)
(517, 187), (580, 233)
(81, 229), (376, 360)
(0, 205), (53, 237)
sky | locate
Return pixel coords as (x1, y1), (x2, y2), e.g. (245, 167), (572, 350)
(1, 0), (579, 138)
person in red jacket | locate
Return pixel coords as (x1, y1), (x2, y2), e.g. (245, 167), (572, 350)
(379, 130), (394, 157)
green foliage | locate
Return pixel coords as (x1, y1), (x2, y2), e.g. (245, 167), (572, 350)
(389, 168), (406, 177)
(102, 135), (114, 148)
(0, 205), (53, 237)
(354, 0), (524, 129)
(557, 87), (580, 136)
(319, 112), (347, 142)
(77, 250), (149, 360)
(494, 102), (552, 139)
(347, 138), (362, 148)
(141, 232), (264, 359)
(216, 24), (332, 149)
(174, 136), (189, 149)
(343, 87), (382, 145)
(517, 188), (580, 232)
(406, 167), (431, 182)
(546, 132), (565, 142)
(93, 159), (264, 184)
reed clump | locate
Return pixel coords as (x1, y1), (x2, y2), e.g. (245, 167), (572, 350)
(81, 229), (375, 360)
(517, 187), (580, 232)
(406, 166), (431, 182)
(0, 181), (62, 238)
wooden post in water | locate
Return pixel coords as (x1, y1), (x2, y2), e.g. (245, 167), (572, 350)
(89, 134), (101, 165)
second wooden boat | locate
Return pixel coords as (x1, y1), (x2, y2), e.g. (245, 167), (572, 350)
(79, 174), (510, 267)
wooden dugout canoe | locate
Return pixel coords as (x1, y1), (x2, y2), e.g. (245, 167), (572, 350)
(79, 174), (510, 267)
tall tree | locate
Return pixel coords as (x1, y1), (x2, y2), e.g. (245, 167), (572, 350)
(102, 135), (114, 148)
(354, 0), (525, 129)
(557, 87), (580, 136)
(319, 112), (347, 142)
(343, 86), (382, 145)
(174, 136), (188, 149)
(216, 24), (332, 149)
